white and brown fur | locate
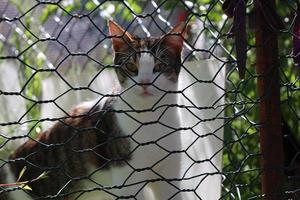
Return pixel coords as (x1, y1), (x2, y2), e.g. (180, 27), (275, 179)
(0, 20), (186, 200)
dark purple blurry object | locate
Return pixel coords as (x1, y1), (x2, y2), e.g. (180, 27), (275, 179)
(234, 0), (247, 79)
(222, 0), (237, 18)
(223, 0), (247, 79)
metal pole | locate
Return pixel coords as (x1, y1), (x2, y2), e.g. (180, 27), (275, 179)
(254, 0), (284, 199)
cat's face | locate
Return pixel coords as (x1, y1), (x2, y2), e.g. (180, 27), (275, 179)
(108, 20), (185, 98)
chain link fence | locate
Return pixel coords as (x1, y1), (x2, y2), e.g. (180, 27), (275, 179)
(0, 0), (299, 199)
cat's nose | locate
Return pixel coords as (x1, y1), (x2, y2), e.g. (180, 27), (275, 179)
(139, 79), (151, 89)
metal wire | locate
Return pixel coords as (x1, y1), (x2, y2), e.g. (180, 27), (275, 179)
(0, 0), (299, 199)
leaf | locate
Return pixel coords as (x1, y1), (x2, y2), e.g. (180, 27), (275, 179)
(85, 1), (97, 11)
(17, 166), (27, 182)
(36, 171), (49, 180)
(21, 184), (32, 191)
(124, 0), (142, 14)
(39, 5), (58, 24)
(234, 0), (247, 79)
(122, 9), (134, 22)
(130, 2), (142, 14)
(293, 3), (300, 66)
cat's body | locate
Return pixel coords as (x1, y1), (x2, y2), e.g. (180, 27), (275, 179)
(2, 97), (131, 200)
(0, 20), (186, 200)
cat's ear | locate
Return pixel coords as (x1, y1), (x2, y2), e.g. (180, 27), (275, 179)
(108, 20), (134, 51)
(161, 22), (186, 52)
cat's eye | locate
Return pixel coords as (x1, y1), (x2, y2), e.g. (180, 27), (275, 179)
(153, 63), (165, 73)
(125, 63), (138, 74)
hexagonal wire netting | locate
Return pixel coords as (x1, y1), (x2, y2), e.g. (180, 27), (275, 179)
(0, 0), (299, 199)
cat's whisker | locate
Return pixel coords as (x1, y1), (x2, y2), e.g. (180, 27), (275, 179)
(155, 46), (170, 58)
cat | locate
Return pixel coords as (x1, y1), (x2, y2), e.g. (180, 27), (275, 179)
(0, 20), (186, 200)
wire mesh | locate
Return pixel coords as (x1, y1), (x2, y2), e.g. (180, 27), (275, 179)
(0, 0), (299, 199)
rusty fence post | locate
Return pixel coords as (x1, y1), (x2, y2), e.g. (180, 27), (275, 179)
(254, 0), (284, 199)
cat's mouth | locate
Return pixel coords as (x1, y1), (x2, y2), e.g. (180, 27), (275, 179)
(140, 90), (154, 97)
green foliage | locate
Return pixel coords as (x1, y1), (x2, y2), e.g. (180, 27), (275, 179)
(40, 4), (58, 23)
(21, 56), (43, 138)
(125, 0), (142, 14)
(85, 1), (98, 11)
(5, 1), (45, 138)
(277, 0), (300, 138)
